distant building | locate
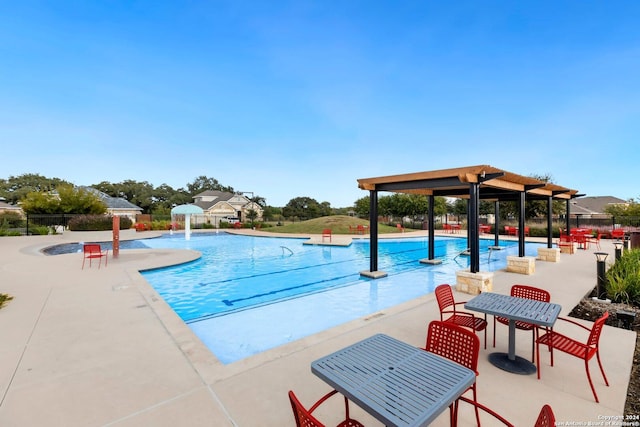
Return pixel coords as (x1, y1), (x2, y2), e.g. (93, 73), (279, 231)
(0, 198), (23, 217)
(570, 196), (628, 219)
(80, 187), (143, 221)
(192, 191), (263, 225)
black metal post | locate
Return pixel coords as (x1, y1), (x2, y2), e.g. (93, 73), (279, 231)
(494, 201), (500, 247)
(565, 199), (571, 236)
(518, 191), (525, 257)
(614, 241), (623, 261)
(369, 190), (378, 272)
(428, 195), (435, 260)
(594, 252), (608, 299)
(547, 195), (553, 249)
(469, 182), (480, 273)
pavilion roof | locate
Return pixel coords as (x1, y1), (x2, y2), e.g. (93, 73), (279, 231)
(357, 165), (579, 201)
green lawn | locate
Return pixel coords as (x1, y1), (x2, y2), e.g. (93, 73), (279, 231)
(265, 215), (403, 234)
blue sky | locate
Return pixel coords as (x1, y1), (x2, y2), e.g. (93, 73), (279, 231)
(2, 1), (639, 207)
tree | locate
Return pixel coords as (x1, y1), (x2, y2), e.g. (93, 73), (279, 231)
(354, 196), (370, 217)
(282, 197), (329, 220)
(0, 173), (71, 205)
(604, 199), (640, 217)
(261, 205), (280, 222)
(354, 194), (447, 220)
(246, 209), (258, 224)
(451, 198), (467, 219)
(187, 176), (234, 195)
(20, 185), (106, 214)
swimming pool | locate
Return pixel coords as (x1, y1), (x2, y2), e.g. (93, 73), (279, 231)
(134, 233), (540, 364)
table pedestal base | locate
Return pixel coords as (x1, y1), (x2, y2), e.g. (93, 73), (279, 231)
(488, 352), (536, 375)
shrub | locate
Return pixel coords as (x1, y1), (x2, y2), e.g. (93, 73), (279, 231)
(0, 212), (25, 228)
(29, 225), (50, 235)
(68, 215), (133, 231)
(605, 249), (640, 306)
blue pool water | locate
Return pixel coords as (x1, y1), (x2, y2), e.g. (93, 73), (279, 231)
(45, 233), (542, 363)
(135, 233), (540, 364)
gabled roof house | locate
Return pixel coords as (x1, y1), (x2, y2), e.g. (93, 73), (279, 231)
(570, 196), (628, 218)
(0, 199), (23, 216)
(80, 187), (143, 220)
(192, 191), (263, 223)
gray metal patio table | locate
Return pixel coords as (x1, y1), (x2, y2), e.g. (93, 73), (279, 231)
(311, 333), (476, 427)
(464, 292), (561, 375)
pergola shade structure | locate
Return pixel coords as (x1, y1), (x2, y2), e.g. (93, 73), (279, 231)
(357, 165), (579, 274)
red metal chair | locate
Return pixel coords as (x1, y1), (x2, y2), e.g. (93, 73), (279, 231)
(611, 228), (625, 240)
(82, 244), (108, 269)
(587, 232), (603, 250)
(396, 223), (404, 232)
(434, 284), (487, 349)
(557, 229), (574, 254)
(322, 229), (332, 242)
(288, 390), (364, 427)
(454, 396), (555, 427)
(424, 320), (480, 426)
(535, 311), (610, 402)
(493, 285), (551, 362)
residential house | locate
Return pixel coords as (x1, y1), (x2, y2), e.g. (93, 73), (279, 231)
(570, 196), (628, 219)
(80, 187), (143, 221)
(0, 198), (23, 217)
(193, 191), (263, 225)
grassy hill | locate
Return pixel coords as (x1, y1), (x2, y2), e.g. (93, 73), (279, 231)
(266, 215), (402, 234)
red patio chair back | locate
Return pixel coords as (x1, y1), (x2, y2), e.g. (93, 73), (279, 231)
(288, 390), (364, 427)
(454, 396), (555, 427)
(434, 284), (487, 349)
(493, 285), (551, 362)
(425, 320), (479, 374)
(534, 404), (556, 427)
(425, 320), (480, 426)
(611, 228), (625, 239)
(82, 244), (108, 269)
(322, 229), (332, 242)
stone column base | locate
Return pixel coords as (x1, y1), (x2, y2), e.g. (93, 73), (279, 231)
(455, 270), (494, 295)
(506, 256), (536, 275)
(537, 247), (560, 262)
(360, 270), (388, 279)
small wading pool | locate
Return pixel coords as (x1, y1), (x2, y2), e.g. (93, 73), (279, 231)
(46, 233), (541, 364)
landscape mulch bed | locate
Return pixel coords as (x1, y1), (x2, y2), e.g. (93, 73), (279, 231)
(568, 297), (640, 415)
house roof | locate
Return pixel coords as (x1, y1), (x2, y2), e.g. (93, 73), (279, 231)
(0, 200), (22, 211)
(81, 187), (143, 211)
(570, 196), (627, 215)
(194, 190), (234, 201)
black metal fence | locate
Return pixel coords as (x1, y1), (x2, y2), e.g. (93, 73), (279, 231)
(527, 216), (640, 231)
(3, 213), (640, 236)
(26, 214), (83, 235)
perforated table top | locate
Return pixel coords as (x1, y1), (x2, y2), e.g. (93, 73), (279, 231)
(311, 334), (476, 427)
(464, 292), (561, 327)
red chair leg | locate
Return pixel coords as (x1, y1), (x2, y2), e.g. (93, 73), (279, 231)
(471, 384), (480, 426)
(585, 360), (599, 403)
(596, 351), (609, 386)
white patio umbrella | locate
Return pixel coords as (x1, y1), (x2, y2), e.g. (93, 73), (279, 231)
(170, 204), (204, 240)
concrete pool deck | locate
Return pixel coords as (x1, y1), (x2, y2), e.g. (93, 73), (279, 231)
(0, 229), (635, 426)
